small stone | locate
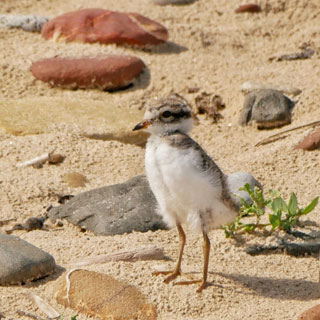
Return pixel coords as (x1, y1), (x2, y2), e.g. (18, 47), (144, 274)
(239, 89), (295, 129)
(295, 127), (320, 151)
(0, 234), (55, 285)
(55, 269), (157, 320)
(235, 4), (261, 13)
(61, 172), (87, 188)
(48, 153), (65, 164)
(0, 14), (48, 32)
(5, 216), (46, 234)
(297, 304), (320, 320)
(42, 9), (168, 47)
(30, 55), (145, 91)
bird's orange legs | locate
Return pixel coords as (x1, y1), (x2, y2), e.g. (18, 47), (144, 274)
(197, 231), (210, 293)
(153, 224), (211, 293)
(152, 224), (186, 282)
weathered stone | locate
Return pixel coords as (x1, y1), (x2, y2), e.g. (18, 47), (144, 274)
(0, 234), (56, 285)
(55, 269), (157, 320)
(226, 172), (263, 210)
(0, 14), (48, 32)
(297, 304), (320, 320)
(239, 89), (295, 129)
(48, 175), (166, 236)
(42, 9), (168, 47)
(295, 127), (320, 151)
(0, 98), (146, 146)
(30, 55), (145, 91)
(235, 4), (262, 13)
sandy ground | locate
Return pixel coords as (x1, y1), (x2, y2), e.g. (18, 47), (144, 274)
(0, 0), (320, 319)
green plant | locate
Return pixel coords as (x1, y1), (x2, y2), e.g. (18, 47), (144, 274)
(222, 183), (319, 238)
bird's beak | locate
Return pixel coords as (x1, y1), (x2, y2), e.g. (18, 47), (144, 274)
(132, 119), (152, 131)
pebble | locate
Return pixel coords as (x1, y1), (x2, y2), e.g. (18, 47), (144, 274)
(0, 14), (48, 32)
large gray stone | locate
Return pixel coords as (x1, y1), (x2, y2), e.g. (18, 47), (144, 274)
(0, 234), (56, 285)
(239, 89), (295, 129)
(48, 175), (167, 236)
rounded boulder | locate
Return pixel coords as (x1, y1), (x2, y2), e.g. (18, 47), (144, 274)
(30, 55), (145, 90)
(41, 8), (168, 47)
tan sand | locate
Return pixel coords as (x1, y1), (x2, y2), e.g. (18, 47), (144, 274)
(0, 0), (320, 319)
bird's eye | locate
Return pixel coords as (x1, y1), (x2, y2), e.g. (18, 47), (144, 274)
(162, 111), (172, 118)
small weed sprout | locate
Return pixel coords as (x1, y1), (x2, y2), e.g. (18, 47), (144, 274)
(222, 183), (319, 238)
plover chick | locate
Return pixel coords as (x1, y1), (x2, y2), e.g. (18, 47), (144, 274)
(133, 94), (238, 293)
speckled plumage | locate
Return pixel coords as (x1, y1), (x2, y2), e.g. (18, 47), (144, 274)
(133, 94), (238, 292)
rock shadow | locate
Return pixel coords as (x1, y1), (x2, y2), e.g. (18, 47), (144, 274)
(216, 272), (320, 301)
(107, 66), (150, 93)
(23, 265), (66, 288)
(141, 41), (188, 55)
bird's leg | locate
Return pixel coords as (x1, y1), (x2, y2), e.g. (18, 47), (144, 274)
(152, 224), (186, 283)
(175, 231), (210, 293)
(197, 232), (210, 293)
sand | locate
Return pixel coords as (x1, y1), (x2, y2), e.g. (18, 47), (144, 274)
(0, 0), (320, 319)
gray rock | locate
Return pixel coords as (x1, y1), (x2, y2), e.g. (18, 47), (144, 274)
(152, 0), (196, 5)
(0, 14), (48, 32)
(48, 175), (167, 236)
(0, 234), (56, 285)
(226, 172), (262, 210)
(239, 89), (295, 129)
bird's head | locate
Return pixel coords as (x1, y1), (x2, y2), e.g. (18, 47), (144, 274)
(133, 94), (193, 135)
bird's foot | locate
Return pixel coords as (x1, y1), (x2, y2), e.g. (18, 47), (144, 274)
(174, 279), (208, 293)
(152, 269), (181, 283)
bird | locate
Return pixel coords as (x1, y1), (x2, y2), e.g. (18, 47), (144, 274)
(133, 93), (238, 293)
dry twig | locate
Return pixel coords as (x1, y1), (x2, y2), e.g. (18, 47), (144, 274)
(255, 120), (320, 147)
(71, 246), (165, 267)
(24, 293), (60, 319)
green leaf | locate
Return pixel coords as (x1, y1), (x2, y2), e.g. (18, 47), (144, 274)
(269, 214), (280, 229)
(288, 192), (298, 216)
(300, 197), (319, 215)
(272, 197), (288, 213)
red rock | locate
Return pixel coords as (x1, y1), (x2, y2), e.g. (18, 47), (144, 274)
(297, 304), (320, 320)
(235, 4), (261, 13)
(41, 8), (168, 46)
(295, 127), (320, 151)
(30, 55), (145, 90)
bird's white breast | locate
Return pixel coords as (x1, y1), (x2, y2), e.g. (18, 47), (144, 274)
(145, 136), (235, 232)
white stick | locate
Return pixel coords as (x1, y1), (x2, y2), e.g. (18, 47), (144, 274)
(27, 293), (60, 319)
(240, 80), (302, 96)
(71, 246), (165, 267)
(16, 153), (49, 168)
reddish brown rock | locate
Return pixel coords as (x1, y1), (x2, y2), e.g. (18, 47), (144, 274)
(298, 304), (320, 320)
(30, 55), (145, 90)
(41, 8), (168, 47)
(235, 4), (261, 13)
(295, 127), (320, 151)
